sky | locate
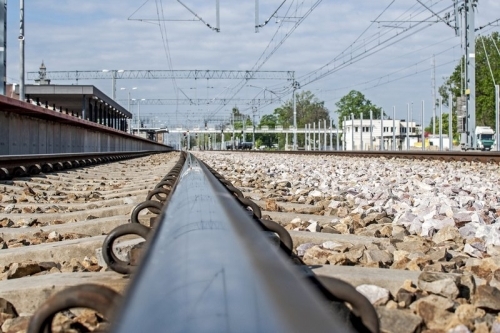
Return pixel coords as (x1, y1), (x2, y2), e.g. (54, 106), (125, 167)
(5, 0), (500, 129)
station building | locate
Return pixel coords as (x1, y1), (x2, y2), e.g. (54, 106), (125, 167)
(7, 62), (131, 133)
(343, 118), (422, 150)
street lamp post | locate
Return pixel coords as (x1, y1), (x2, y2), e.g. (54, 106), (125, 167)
(138, 98), (145, 130)
(19, 0), (25, 101)
(121, 87), (137, 133)
(131, 98), (145, 134)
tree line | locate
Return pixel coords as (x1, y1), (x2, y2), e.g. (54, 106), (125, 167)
(228, 31), (500, 148)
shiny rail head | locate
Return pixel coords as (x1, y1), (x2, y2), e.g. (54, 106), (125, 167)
(110, 153), (361, 333)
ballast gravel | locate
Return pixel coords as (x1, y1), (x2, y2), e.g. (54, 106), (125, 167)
(195, 151), (500, 333)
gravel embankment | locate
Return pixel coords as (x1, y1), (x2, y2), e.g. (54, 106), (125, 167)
(195, 151), (500, 333)
(0, 152), (179, 333)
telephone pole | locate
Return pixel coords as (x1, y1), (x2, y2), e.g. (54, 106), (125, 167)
(432, 55), (436, 135)
(19, 0), (25, 100)
(463, 0), (476, 149)
(0, 0), (5, 95)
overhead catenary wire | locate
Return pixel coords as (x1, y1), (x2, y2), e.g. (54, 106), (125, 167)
(479, 35), (497, 86)
(319, 58), (459, 104)
(256, 0), (287, 29)
(236, 1), (462, 127)
(260, 0), (451, 99)
(298, 2), (455, 87)
(490, 34), (500, 58)
(313, 44), (460, 94)
(128, 0), (200, 22)
(206, 0), (322, 119)
(155, 0), (182, 121)
(298, 0), (440, 82)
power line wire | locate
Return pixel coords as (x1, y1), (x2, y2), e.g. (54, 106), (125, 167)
(206, 0), (322, 118)
(314, 44), (459, 93)
(480, 36), (496, 85)
(298, 3), (454, 86)
(320, 58), (459, 104)
(299, 1), (452, 86)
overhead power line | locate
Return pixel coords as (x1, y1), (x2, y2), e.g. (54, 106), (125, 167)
(297, 1), (454, 87)
(119, 98), (282, 106)
(321, 58), (459, 104)
(207, 0), (321, 118)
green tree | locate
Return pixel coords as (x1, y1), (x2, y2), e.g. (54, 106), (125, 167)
(256, 114), (279, 148)
(334, 90), (384, 127)
(272, 90), (330, 147)
(223, 106), (252, 144)
(439, 32), (500, 127)
(273, 91), (330, 127)
(425, 113), (459, 142)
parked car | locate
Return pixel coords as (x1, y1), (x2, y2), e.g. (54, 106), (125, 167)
(238, 142), (253, 150)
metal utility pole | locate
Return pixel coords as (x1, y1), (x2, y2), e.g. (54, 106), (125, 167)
(380, 111), (383, 151)
(216, 0), (220, 32)
(0, 0), (6, 95)
(292, 81), (300, 150)
(255, 0), (259, 33)
(406, 104), (410, 150)
(252, 107), (256, 149)
(112, 71), (117, 100)
(369, 111), (373, 150)
(336, 118), (339, 151)
(128, 92), (131, 133)
(432, 55), (436, 135)
(323, 119), (327, 150)
(319, 121), (322, 150)
(19, 0), (25, 101)
(439, 97), (443, 151)
(449, 94), (453, 151)
(138, 100), (142, 131)
(343, 117), (346, 150)
(312, 122), (315, 150)
(421, 101), (425, 151)
(350, 113), (354, 150)
(496, 85), (499, 151)
(330, 119), (333, 151)
(463, 0), (476, 149)
(360, 113), (363, 151)
(392, 107), (396, 150)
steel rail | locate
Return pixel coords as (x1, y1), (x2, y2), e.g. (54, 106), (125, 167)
(225, 150), (500, 164)
(109, 153), (358, 333)
(0, 150), (169, 179)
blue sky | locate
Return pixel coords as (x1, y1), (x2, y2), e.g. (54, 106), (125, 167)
(5, 0), (500, 128)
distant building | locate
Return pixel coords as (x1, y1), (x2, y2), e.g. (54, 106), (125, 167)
(34, 61), (51, 85)
(5, 62), (131, 132)
(343, 119), (422, 150)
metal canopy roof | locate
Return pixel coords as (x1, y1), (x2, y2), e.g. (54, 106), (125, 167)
(23, 85), (131, 118)
(0, 94), (136, 136)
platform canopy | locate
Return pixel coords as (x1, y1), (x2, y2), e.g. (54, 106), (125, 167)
(23, 84), (132, 119)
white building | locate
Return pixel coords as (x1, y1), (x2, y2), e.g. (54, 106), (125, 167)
(343, 119), (422, 150)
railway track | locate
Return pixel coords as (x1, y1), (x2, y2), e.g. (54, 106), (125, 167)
(228, 149), (500, 164)
(0, 152), (180, 332)
(0, 150), (499, 332)
(0, 151), (168, 180)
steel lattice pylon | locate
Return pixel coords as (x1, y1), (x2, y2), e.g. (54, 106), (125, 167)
(27, 69), (294, 81)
